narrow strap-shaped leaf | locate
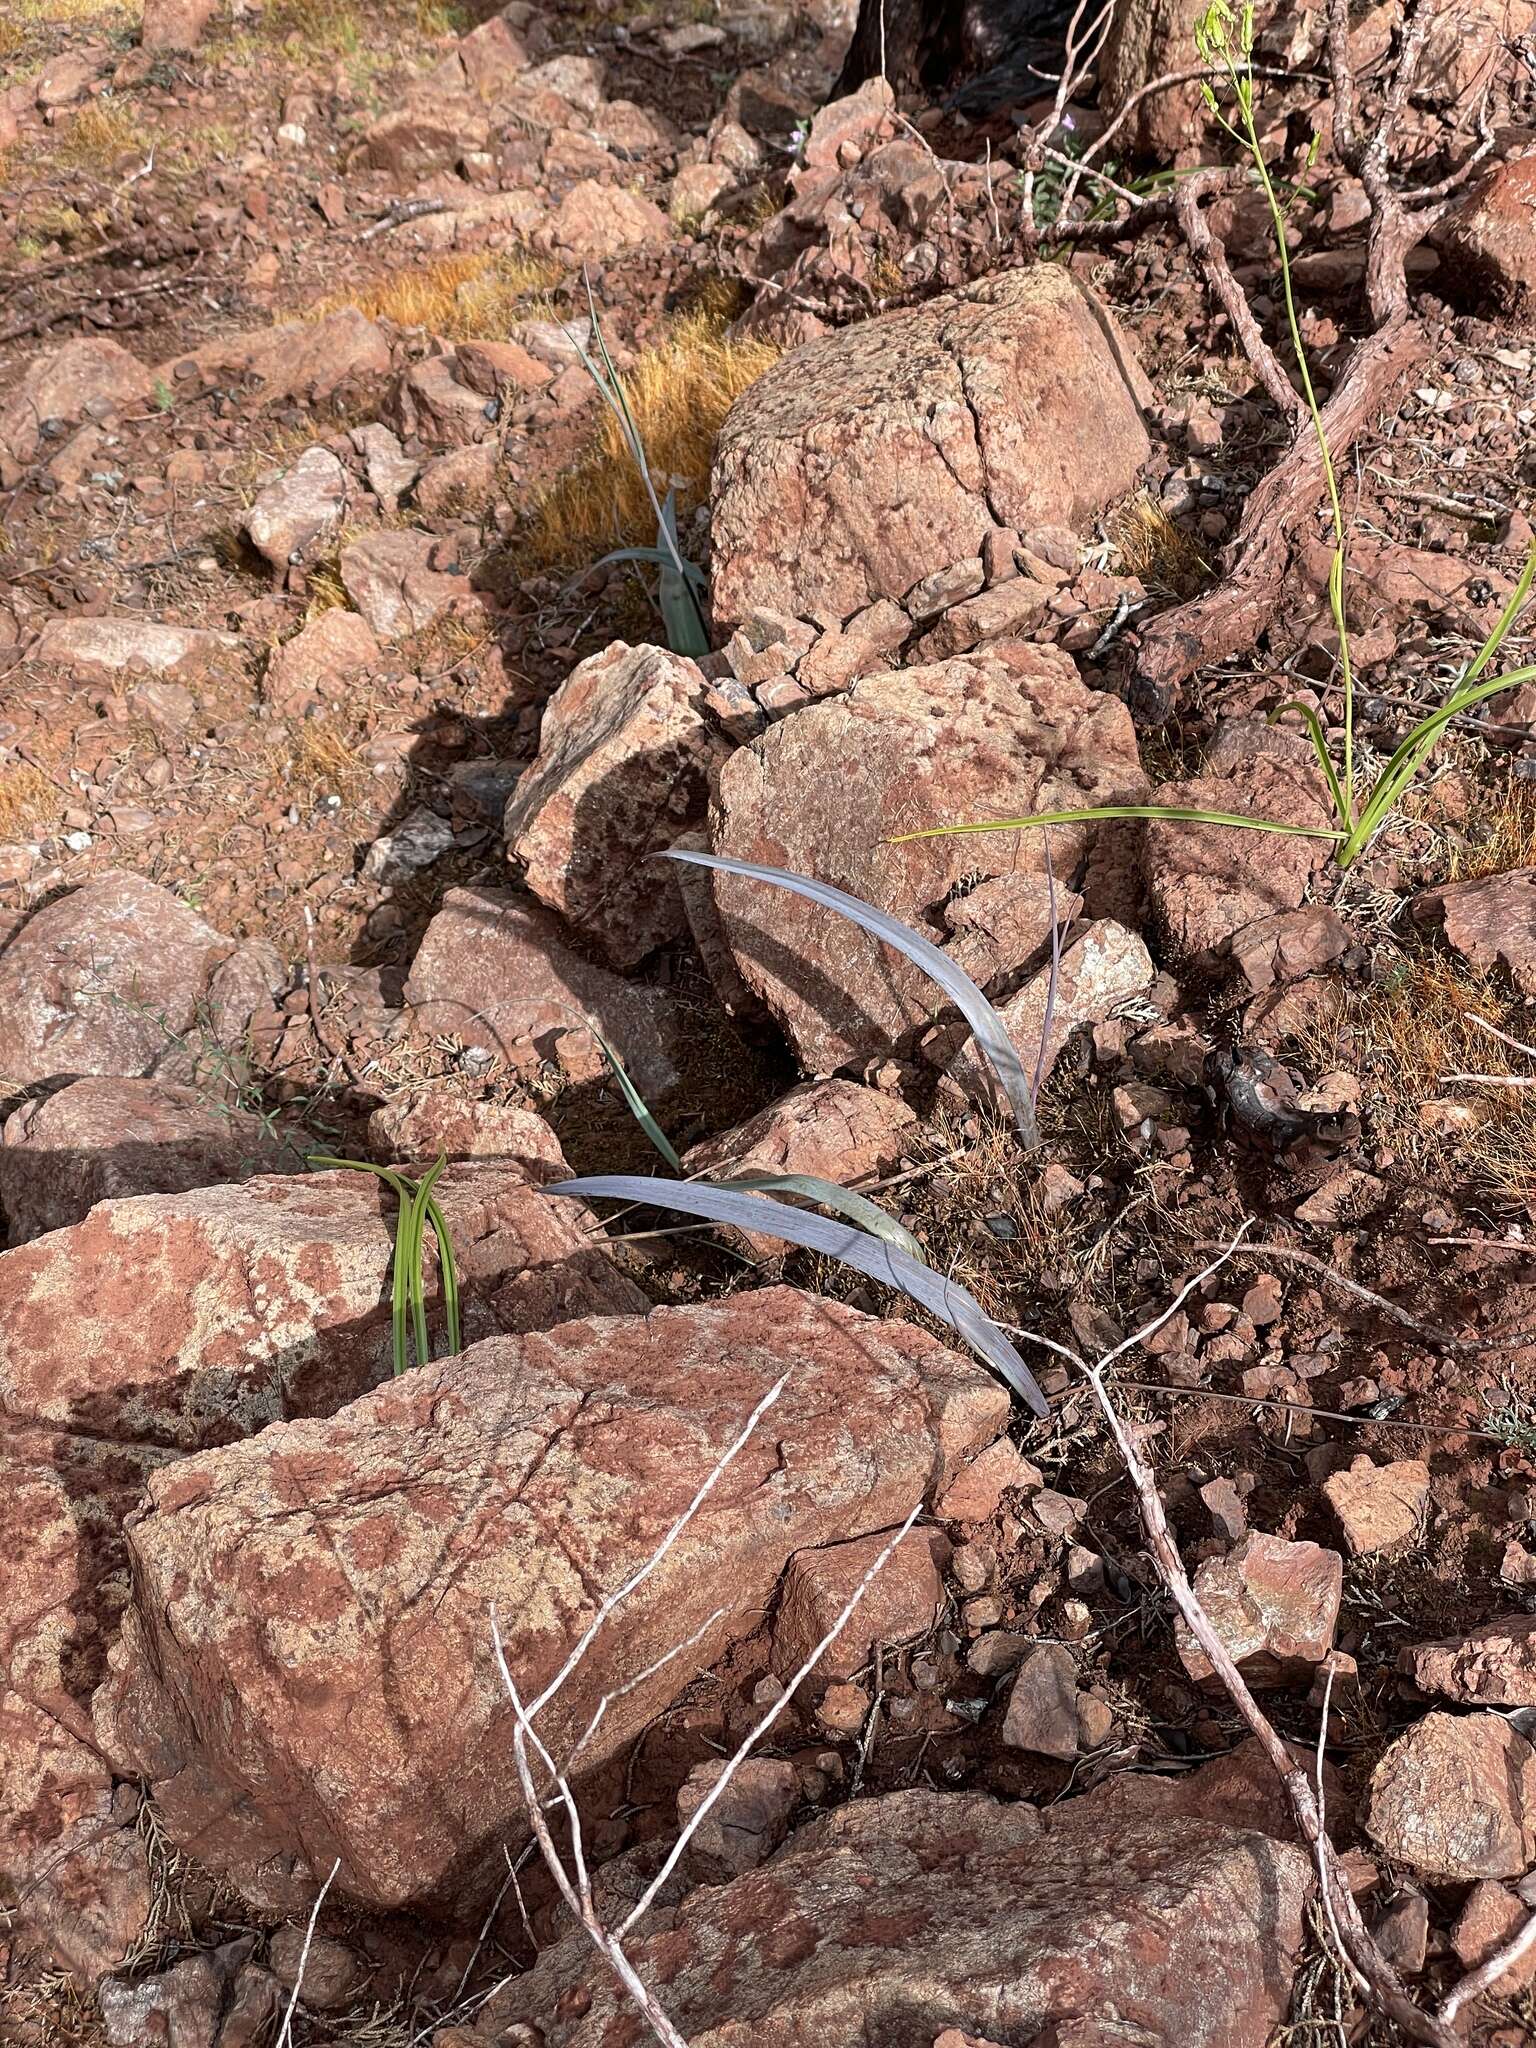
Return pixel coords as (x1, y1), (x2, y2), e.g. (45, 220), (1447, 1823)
(587, 1019), (683, 1170)
(1269, 700), (1350, 827)
(660, 848), (1041, 1150)
(718, 1172), (926, 1264)
(551, 1174), (1050, 1417)
(1462, 541), (1536, 686)
(888, 804), (1346, 844)
(426, 1195), (462, 1356)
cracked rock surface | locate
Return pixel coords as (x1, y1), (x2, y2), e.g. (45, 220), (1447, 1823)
(709, 266), (1153, 630)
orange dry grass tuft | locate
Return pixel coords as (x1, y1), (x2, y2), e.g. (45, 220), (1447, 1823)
(1305, 953), (1536, 1204)
(520, 311), (779, 570)
(0, 761), (60, 840)
(309, 249), (561, 340)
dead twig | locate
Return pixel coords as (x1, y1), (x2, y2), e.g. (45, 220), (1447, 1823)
(491, 1362), (921, 2048)
(1189, 1237), (1536, 1352)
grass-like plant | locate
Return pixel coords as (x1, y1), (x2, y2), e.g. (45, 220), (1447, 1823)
(564, 281), (712, 657)
(893, 1), (1536, 875)
(309, 1153), (461, 1375)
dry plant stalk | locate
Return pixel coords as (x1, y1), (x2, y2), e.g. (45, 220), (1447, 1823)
(491, 1369), (922, 2047)
(1016, 1229), (1536, 2048)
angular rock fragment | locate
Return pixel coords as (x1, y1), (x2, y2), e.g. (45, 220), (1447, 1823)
(103, 1291), (1006, 1909)
(404, 888), (689, 1102)
(0, 1165), (643, 1450)
(1366, 1711), (1536, 1880)
(0, 872), (252, 1087)
(711, 267), (1151, 630)
(705, 648), (1146, 1073)
(1322, 1456), (1430, 1558)
(1399, 1614), (1536, 1707)
(501, 1791), (1309, 2048)
(771, 1526), (948, 1681)
(0, 1077), (303, 1244)
(505, 643), (733, 968)
(1177, 1533), (1342, 1689)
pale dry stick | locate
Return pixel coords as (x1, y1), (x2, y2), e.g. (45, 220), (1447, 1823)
(1014, 1235), (1468, 2048)
(1441, 1070), (1536, 1088)
(1190, 1238), (1536, 1352)
(616, 1501), (923, 1937)
(1019, 0), (1116, 242)
(1468, 1012), (1536, 1062)
(276, 1858), (341, 2048)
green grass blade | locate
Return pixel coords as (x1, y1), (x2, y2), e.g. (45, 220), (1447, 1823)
(404, 1157), (448, 1370)
(425, 1195), (462, 1356)
(588, 1019), (683, 1170)
(888, 805), (1346, 845)
(1346, 663), (1536, 861)
(718, 1172), (927, 1264)
(1269, 701), (1350, 826)
(1462, 541), (1536, 686)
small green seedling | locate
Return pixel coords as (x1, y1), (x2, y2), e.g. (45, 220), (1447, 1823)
(895, 1), (1536, 874)
(309, 1153), (461, 1375)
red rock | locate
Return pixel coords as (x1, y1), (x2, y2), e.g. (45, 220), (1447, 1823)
(267, 1925), (365, 2008)
(263, 607), (380, 716)
(676, 1758), (799, 1881)
(428, 12), (532, 94)
(404, 887), (689, 1103)
(242, 445), (348, 577)
(367, 1095), (566, 1178)
(1322, 1456), (1430, 1557)
(1144, 754), (1334, 963)
(1295, 1169), (1386, 1228)
(681, 1079), (918, 1257)
(356, 98), (490, 177)
(0, 872), (246, 1087)
(454, 339), (550, 398)
(1177, 1533), (1342, 1689)
(551, 180), (670, 258)
(1085, 1734), (1343, 1847)
(103, 1291), (1006, 1909)
(140, 0), (216, 50)
(1418, 0), (1534, 109)
(1452, 1878), (1536, 1995)
(1, 1425), (168, 1972)
(1436, 156), (1536, 315)
(340, 530), (474, 641)
(1366, 1711), (1536, 1879)
(947, 919), (1155, 1106)
(393, 353), (496, 449)
(500, 1792), (1309, 2048)
(0, 1164), (644, 1451)
(1372, 1891), (1430, 1976)
(158, 311), (390, 409)
(705, 648), (1146, 1073)
(32, 616), (244, 682)
(772, 1526), (949, 1681)
(0, 338), (151, 466)
(504, 643), (733, 969)
(1001, 1643), (1081, 1761)
(711, 268), (1151, 631)
(1230, 906), (1351, 992)
(1399, 1614), (1536, 1707)
(938, 1436), (1041, 1523)
(1099, 0), (1206, 159)
(0, 1077), (303, 1244)
(1413, 868), (1536, 998)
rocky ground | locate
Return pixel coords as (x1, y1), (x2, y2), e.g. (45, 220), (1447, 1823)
(6, 0), (1536, 2043)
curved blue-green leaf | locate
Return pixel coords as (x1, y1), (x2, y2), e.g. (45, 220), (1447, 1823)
(719, 1172), (926, 1264)
(551, 1174), (1049, 1417)
(660, 849), (1039, 1150)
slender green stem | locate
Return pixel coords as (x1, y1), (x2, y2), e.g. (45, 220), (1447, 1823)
(1222, 50), (1356, 820)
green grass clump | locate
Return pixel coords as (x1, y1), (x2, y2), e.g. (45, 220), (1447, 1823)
(311, 1153), (461, 1374)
